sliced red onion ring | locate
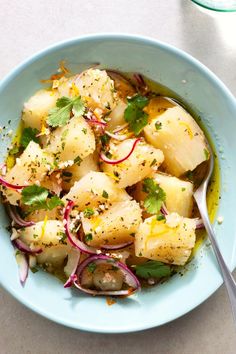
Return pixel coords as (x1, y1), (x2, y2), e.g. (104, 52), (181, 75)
(0, 176), (27, 190)
(160, 204), (168, 216)
(0, 163), (7, 176)
(112, 123), (129, 134)
(64, 201), (99, 255)
(101, 241), (133, 251)
(74, 254), (140, 296)
(105, 130), (130, 141)
(6, 204), (35, 227)
(13, 238), (42, 255)
(100, 138), (141, 165)
(87, 118), (107, 127)
(133, 73), (146, 88)
(64, 249), (81, 288)
(195, 218), (204, 229)
(15, 252), (29, 285)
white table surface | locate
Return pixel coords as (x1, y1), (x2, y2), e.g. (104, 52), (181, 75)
(0, 1), (236, 353)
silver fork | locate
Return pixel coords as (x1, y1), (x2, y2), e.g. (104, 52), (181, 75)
(194, 145), (236, 322)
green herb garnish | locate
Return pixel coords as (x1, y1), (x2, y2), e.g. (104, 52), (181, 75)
(87, 262), (96, 273)
(47, 96), (85, 127)
(21, 185), (64, 211)
(83, 208), (94, 217)
(142, 178), (166, 214)
(135, 260), (171, 279)
(102, 190), (109, 199)
(155, 121), (162, 131)
(84, 233), (93, 242)
(74, 155), (82, 166)
(124, 94), (149, 135)
(20, 127), (40, 148)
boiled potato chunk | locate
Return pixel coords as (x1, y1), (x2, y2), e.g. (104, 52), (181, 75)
(153, 172), (193, 217)
(19, 220), (71, 267)
(135, 213), (196, 265)
(74, 69), (117, 111)
(144, 97), (209, 177)
(3, 142), (53, 205)
(62, 153), (99, 191)
(47, 116), (95, 162)
(63, 171), (130, 209)
(22, 89), (58, 131)
(102, 139), (164, 188)
(82, 200), (142, 247)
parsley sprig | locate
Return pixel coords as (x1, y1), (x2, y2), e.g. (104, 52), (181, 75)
(134, 260), (171, 279)
(47, 96), (85, 127)
(124, 94), (149, 136)
(142, 178), (166, 214)
(21, 185), (64, 212)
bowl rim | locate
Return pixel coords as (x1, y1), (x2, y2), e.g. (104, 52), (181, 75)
(0, 33), (236, 333)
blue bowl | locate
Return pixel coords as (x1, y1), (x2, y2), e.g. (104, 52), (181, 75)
(0, 34), (236, 333)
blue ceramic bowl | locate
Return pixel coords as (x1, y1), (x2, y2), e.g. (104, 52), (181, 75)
(0, 34), (236, 333)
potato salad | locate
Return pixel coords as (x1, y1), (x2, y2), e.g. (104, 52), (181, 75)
(0, 67), (210, 296)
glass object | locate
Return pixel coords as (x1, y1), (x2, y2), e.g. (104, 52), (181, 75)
(192, 0), (236, 11)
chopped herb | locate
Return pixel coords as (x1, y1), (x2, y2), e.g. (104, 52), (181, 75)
(150, 158), (157, 167)
(155, 121), (162, 131)
(102, 190), (109, 199)
(59, 232), (67, 245)
(84, 233), (93, 242)
(47, 96), (85, 127)
(100, 134), (110, 147)
(156, 214), (165, 221)
(181, 187), (186, 192)
(143, 178), (166, 214)
(30, 267), (39, 273)
(62, 171), (72, 177)
(204, 148), (210, 160)
(20, 127), (40, 148)
(83, 208), (94, 217)
(124, 94), (149, 135)
(9, 146), (20, 155)
(74, 155), (82, 166)
(186, 170), (194, 181)
(82, 128), (87, 134)
(135, 260), (171, 279)
(21, 185), (64, 211)
(87, 262), (96, 273)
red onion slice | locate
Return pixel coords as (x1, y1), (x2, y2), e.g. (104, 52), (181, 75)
(0, 163), (7, 176)
(6, 204), (35, 227)
(64, 250), (81, 288)
(195, 218), (204, 229)
(13, 239), (42, 255)
(74, 254), (140, 296)
(15, 252), (29, 285)
(101, 241), (133, 251)
(64, 201), (99, 255)
(112, 123), (129, 134)
(133, 73), (146, 88)
(0, 176), (27, 190)
(100, 138), (141, 165)
(104, 130), (130, 141)
(160, 204), (168, 216)
(87, 118), (107, 127)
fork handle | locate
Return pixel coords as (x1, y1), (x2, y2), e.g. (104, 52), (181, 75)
(195, 196), (236, 323)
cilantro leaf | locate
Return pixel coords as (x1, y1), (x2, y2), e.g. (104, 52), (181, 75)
(124, 94), (149, 135)
(143, 178), (166, 214)
(47, 195), (64, 210)
(21, 127), (40, 148)
(22, 185), (49, 207)
(47, 96), (85, 127)
(83, 208), (94, 217)
(135, 260), (171, 279)
(21, 185), (63, 211)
